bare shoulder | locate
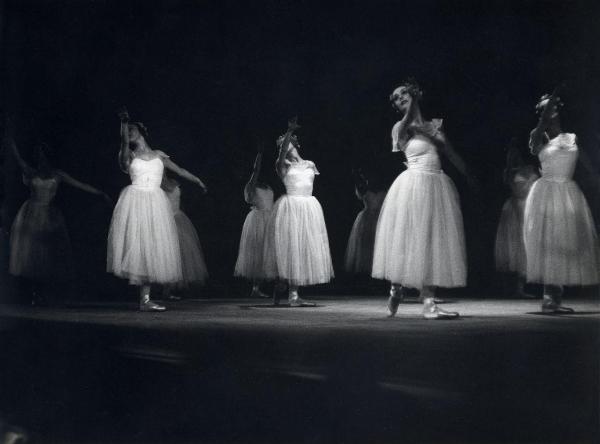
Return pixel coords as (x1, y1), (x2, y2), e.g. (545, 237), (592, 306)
(152, 149), (170, 159)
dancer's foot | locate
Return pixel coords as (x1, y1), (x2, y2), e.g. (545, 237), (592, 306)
(417, 295), (446, 304)
(140, 300), (166, 312)
(541, 301), (574, 314)
(422, 299), (459, 320)
(387, 286), (403, 317)
(289, 296), (316, 307)
(250, 288), (270, 299)
(289, 290), (315, 307)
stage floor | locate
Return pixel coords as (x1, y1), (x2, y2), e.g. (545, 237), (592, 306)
(1, 296), (599, 332)
(0, 296), (598, 443)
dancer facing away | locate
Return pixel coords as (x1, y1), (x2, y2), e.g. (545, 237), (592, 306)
(4, 129), (110, 305)
(107, 107), (207, 312)
(524, 92), (599, 313)
(372, 79), (470, 319)
(263, 118), (334, 306)
(494, 140), (539, 298)
(344, 168), (386, 275)
(234, 143), (274, 298)
(161, 172), (209, 300)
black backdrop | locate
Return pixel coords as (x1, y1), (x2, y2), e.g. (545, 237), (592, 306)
(1, 0), (599, 300)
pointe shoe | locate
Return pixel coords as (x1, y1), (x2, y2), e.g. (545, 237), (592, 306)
(288, 291), (315, 307)
(541, 301), (574, 314)
(422, 301), (459, 320)
(250, 289), (270, 299)
(140, 300), (167, 312)
(387, 287), (403, 317)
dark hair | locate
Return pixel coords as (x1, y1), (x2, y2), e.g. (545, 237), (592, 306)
(34, 141), (58, 166)
(130, 122), (150, 140)
(390, 77), (423, 103)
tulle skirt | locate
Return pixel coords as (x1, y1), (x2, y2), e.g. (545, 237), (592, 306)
(495, 197), (527, 275)
(263, 195), (334, 286)
(524, 178), (599, 285)
(234, 208), (271, 279)
(9, 201), (72, 280)
(174, 210), (208, 286)
(107, 185), (182, 285)
(344, 208), (380, 273)
(372, 169), (466, 288)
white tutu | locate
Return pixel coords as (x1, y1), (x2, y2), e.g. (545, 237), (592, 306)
(524, 178), (599, 285)
(344, 208), (380, 274)
(9, 200), (73, 280)
(494, 197), (527, 275)
(9, 176), (72, 281)
(372, 169), (466, 288)
(263, 195), (334, 286)
(234, 209), (271, 279)
(107, 156), (182, 285)
(174, 210), (208, 286)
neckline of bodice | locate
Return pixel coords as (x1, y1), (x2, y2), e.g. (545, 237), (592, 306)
(132, 156), (161, 162)
(32, 175), (57, 182)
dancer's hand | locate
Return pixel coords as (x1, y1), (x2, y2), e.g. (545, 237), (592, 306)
(198, 180), (208, 194)
(117, 106), (130, 123)
(539, 95), (562, 124)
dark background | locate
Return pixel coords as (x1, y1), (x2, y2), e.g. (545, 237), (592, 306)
(1, 0), (599, 300)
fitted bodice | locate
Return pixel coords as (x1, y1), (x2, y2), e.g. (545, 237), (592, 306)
(129, 157), (164, 190)
(509, 166), (539, 199)
(283, 161), (318, 196)
(403, 136), (442, 172)
(250, 186), (274, 210)
(538, 133), (578, 182)
(362, 190), (386, 211)
(29, 176), (58, 205)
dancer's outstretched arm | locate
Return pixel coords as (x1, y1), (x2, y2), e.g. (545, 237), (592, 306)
(245, 143), (264, 203)
(117, 107), (133, 173)
(162, 156), (208, 193)
(3, 124), (34, 177)
(529, 95), (559, 155)
(276, 117), (300, 178)
(56, 170), (112, 204)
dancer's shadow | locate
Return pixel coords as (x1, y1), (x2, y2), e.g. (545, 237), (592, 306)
(239, 304), (324, 310)
(528, 311), (600, 316)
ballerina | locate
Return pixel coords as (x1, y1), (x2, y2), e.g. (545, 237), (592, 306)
(372, 79), (471, 319)
(263, 118), (334, 306)
(344, 168), (386, 275)
(4, 130), (110, 305)
(524, 92), (599, 313)
(494, 141), (539, 297)
(107, 107), (207, 311)
(234, 143), (274, 298)
(161, 172), (209, 299)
